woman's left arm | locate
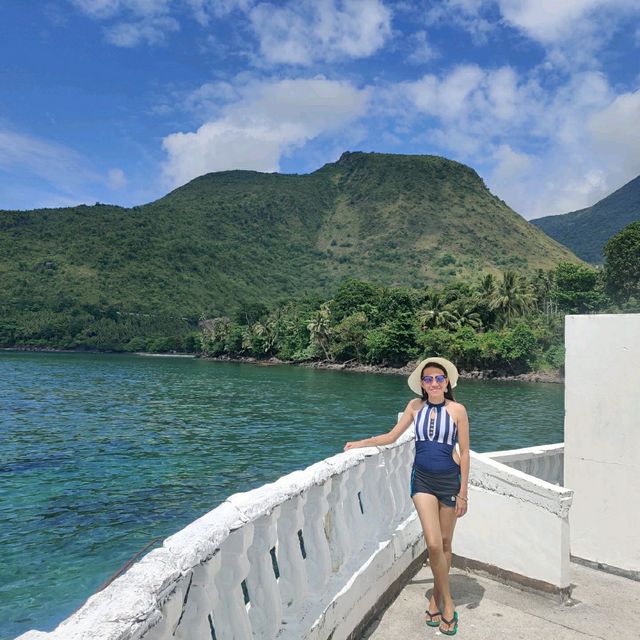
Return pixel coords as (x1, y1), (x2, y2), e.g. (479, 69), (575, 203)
(455, 404), (470, 518)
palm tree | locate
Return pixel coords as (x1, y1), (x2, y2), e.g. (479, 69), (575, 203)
(449, 305), (483, 330)
(307, 304), (333, 361)
(489, 271), (534, 326)
(199, 316), (231, 355)
(477, 273), (497, 298)
(532, 269), (557, 318)
(241, 326), (255, 353)
(418, 292), (457, 331)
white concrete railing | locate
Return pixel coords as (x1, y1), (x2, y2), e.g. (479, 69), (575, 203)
(455, 447), (573, 591)
(18, 429), (424, 640)
(488, 443), (564, 486)
(18, 437), (574, 640)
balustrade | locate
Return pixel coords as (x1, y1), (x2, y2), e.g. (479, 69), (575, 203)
(18, 432), (571, 640)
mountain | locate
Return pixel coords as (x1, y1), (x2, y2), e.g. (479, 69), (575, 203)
(531, 175), (640, 264)
(0, 151), (580, 349)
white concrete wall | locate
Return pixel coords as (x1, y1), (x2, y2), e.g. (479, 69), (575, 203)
(564, 314), (640, 573)
(490, 443), (564, 486)
(455, 451), (572, 589)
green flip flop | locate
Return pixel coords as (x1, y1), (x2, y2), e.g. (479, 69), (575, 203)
(425, 609), (442, 627)
(439, 610), (458, 636)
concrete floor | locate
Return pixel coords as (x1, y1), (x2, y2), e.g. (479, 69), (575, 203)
(361, 561), (640, 639)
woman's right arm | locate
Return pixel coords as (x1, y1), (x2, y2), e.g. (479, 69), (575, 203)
(344, 400), (417, 451)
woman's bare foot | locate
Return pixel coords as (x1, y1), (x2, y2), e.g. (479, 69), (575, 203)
(425, 592), (441, 625)
(439, 602), (457, 635)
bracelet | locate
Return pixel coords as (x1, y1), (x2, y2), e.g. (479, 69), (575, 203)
(456, 495), (468, 502)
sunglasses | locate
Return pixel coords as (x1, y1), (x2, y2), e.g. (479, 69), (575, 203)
(422, 374), (447, 384)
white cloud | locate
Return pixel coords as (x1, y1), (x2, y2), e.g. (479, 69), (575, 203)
(186, 0), (255, 25)
(71, 0), (171, 19)
(491, 143), (532, 183)
(0, 129), (97, 188)
(162, 78), (371, 187)
(0, 129), (135, 207)
(401, 64), (535, 133)
(497, 0), (639, 44)
(487, 77), (640, 217)
(105, 16), (179, 46)
(424, 1), (640, 69)
(390, 63), (640, 218)
(587, 89), (640, 188)
(406, 31), (438, 65)
(248, 0), (392, 65)
(425, 0), (494, 44)
(70, 0), (393, 58)
(70, 0), (178, 46)
(70, 0), (121, 19)
(107, 168), (128, 189)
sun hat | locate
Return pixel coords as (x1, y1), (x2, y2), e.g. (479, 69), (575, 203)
(408, 357), (459, 396)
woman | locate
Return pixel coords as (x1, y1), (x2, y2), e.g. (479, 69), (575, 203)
(344, 357), (469, 636)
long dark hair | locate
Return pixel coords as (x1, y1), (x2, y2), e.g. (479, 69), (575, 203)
(421, 362), (456, 403)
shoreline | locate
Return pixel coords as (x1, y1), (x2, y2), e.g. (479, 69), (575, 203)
(201, 354), (564, 384)
(1, 347), (562, 383)
(0, 346), (195, 358)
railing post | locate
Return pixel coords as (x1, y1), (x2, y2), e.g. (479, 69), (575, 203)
(173, 554), (221, 640)
(362, 454), (391, 538)
(342, 462), (368, 556)
(277, 493), (308, 621)
(211, 523), (254, 639)
(325, 472), (351, 572)
(246, 510), (282, 640)
(303, 480), (332, 593)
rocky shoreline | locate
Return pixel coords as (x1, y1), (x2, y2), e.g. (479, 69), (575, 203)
(202, 354), (564, 384)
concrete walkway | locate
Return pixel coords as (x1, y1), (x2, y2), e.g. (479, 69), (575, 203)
(361, 562), (640, 640)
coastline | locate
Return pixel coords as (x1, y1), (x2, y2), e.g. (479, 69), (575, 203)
(0, 346), (195, 358)
(1, 347), (562, 383)
(201, 354), (564, 384)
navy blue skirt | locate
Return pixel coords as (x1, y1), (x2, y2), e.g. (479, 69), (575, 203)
(410, 465), (461, 508)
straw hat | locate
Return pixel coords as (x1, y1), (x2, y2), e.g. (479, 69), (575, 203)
(408, 357), (459, 396)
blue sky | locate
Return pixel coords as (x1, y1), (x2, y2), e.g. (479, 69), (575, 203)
(0, 0), (639, 218)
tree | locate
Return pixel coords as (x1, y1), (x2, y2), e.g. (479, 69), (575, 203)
(365, 316), (417, 366)
(307, 303), (333, 361)
(551, 262), (607, 313)
(199, 316), (232, 355)
(531, 269), (557, 318)
(473, 273), (498, 327)
(489, 271), (534, 326)
(497, 322), (538, 373)
(234, 302), (268, 325)
(477, 273), (496, 298)
(330, 279), (380, 322)
(331, 312), (369, 361)
(418, 291), (457, 331)
(447, 302), (483, 330)
(603, 221), (640, 303)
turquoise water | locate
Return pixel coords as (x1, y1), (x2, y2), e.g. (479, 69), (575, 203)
(0, 352), (564, 639)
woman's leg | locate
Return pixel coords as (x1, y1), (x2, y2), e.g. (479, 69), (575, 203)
(430, 501), (458, 617)
(412, 493), (452, 622)
(437, 502), (458, 632)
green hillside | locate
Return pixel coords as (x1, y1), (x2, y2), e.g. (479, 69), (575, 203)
(0, 151), (581, 349)
(531, 175), (640, 264)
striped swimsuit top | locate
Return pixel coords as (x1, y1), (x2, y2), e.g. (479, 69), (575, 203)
(414, 400), (459, 474)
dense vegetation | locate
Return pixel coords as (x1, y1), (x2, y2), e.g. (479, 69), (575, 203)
(0, 152), (580, 351)
(200, 228), (640, 375)
(532, 175), (640, 264)
(603, 221), (640, 303)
